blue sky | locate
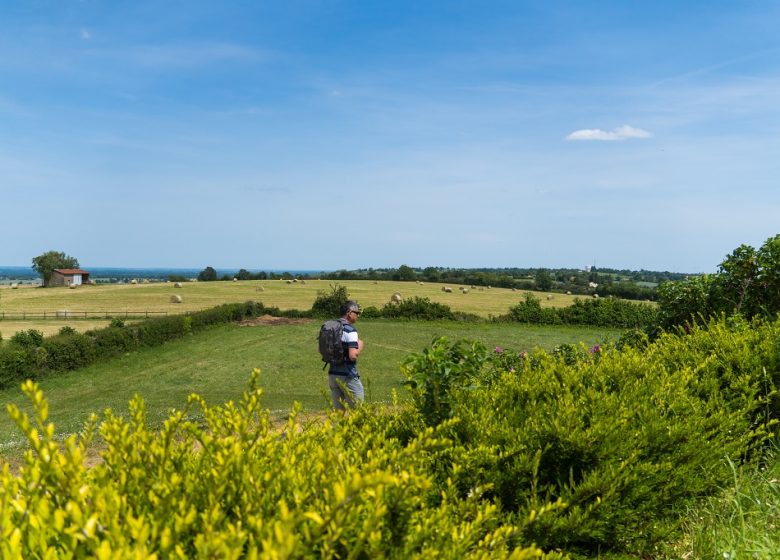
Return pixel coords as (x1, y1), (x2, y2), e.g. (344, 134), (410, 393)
(2, 1), (779, 272)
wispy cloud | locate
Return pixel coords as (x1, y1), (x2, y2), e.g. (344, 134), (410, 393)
(565, 125), (653, 141)
(80, 29), (91, 40)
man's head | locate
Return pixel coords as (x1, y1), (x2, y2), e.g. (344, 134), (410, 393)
(340, 300), (361, 322)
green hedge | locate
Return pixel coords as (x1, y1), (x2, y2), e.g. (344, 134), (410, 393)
(0, 301), (268, 389)
(503, 293), (658, 328)
(399, 316), (779, 557)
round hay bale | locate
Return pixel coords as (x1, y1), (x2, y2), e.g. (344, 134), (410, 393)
(286, 279), (292, 284)
(566, 291), (572, 295)
(593, 293), (599, 298)
(390, 292), (402, 303)
(69, 284), (78, 289)
(546, 294), (553, 300)
(174, 282), (183, 288)
(130, 279), (138, 285)
(462, 288), (469, 294)
(56, 309), (69, 318)
(233, 278), (238, 282)
(256, 286), (265, 292)
(170, 294), (183, 303)
(11, 283), (18, 289)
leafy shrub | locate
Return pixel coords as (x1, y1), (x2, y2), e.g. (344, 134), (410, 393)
(381, 297), (455, 320)
(10, 329), (45, 348)
(360, 305), (382, 318)
(401, 337), (489, 426)
(656, 234), (780, 328)
(310, 284), (349, 318)
(0, 376), (556, 559)
(58, 325), (77, 336)
(399, 317), (779, 556)
(41, 333), (97, 371)
(504, 293), (561, 324)
(503, 293), (658, 328)
(109, 317), (126, 328)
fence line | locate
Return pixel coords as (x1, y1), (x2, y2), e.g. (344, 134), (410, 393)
(0, 311), (171, 320)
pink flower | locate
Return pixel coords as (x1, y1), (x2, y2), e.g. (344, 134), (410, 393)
(494, 346), (503, 354)
(589, 344), (601, 354)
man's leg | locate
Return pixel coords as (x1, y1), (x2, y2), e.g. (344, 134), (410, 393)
(345, 377), (364, 408)
(328, 375), (347, 410)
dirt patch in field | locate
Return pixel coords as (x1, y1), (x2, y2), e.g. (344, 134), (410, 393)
(236, 314), (314, 326)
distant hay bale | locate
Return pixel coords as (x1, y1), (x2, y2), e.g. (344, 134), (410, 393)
(69, 284), (77, 289)
(233, 278), (238, 282)
(286, 280), (292, 284)
(566, 291), (572, 295)
(292, 278), (298, 283)
(442, 286), (452, 293)
(130, 279), (138, 285)
(174, 282), (183, 288)
(170, 294), (183, 303)
(462, 288), (469, 294)
(11, 283), (18, 289)
(546, 294), (553, 300)
(390, 292), (402, 303)
(256, 286), (265, 292)
(593, 294), (599, 298)
(56, 309), (69, 318)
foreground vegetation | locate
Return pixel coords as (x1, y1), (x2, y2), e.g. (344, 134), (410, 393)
(1, 315), (777, 558)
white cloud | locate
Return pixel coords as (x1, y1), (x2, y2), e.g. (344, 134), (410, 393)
(565, 125), (653, 141)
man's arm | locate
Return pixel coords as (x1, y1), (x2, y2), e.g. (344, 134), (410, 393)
(348, 339), (363, 361)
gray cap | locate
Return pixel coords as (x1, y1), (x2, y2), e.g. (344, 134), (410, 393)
(340, 300), (360, 315)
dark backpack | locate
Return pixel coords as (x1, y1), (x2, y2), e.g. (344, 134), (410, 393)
(318, 319), (345, 366)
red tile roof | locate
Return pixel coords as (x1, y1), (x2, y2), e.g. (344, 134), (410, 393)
(53, 269), (90, 275)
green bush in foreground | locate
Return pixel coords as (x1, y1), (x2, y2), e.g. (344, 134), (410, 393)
(0, 373), (557, 559)
(400, 316), (778, 557)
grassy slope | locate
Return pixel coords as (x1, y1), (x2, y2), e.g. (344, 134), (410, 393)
(0, 319), (621, 447)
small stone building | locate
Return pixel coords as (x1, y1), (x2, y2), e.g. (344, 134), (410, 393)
(49, 268), (90, 287)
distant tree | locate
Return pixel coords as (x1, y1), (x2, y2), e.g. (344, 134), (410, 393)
(236, 268), (251, 280)
(535, 268), (553, 291)
(197, 266), (217, 282)
(32, 250), (79, 287)
(423, 267), (440, 282)
(397, 264), (417, 281)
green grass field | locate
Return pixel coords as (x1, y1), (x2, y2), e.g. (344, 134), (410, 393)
(0, 318), (622, 450)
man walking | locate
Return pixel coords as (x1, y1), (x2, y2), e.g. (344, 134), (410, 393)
(328, 300), (364, 410)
